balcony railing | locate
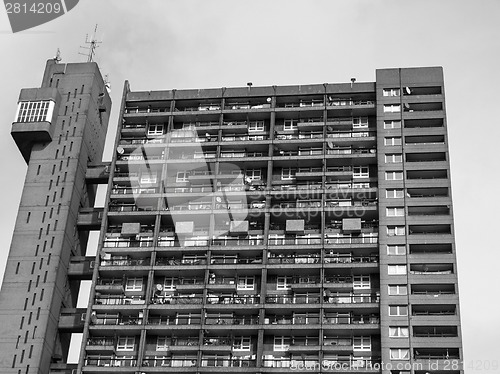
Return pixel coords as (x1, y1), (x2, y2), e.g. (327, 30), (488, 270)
(147, 316), (202, 325)
(205, 315), (259, 325)
(155, 258), (207, 266)
(90, 316), (142, 325)
(85, 356), (137, 367)
(206, 295), (260, 305)
(100, 258), (150, 267)
(266, 295), (321, 304)
(151, 295), (203, 305)
(95, 296), (146, 305)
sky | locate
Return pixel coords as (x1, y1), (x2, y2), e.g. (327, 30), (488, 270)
(0, 0), (499, 370)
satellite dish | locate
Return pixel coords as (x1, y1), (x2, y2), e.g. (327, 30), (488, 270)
(327, 140), (334, 149)
(405, 87), (411, 95)
(216, 197), (222, 202)
(266, 97), (272, 103)
(116, 147), (125, 155)
(327, 126), (333, 132)
(156, 284), (163, 291)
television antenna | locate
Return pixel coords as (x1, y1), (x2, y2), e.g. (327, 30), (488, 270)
(79, 24), (101, 62)
(53, 48), (62, 63)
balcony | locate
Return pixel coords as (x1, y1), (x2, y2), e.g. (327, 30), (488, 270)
(86, 337), (115, 353)
(94, 295), (146, 306)
(206, 294), (260, 305)
(85, 355), (137, 367)
(151, 294), (203, 305)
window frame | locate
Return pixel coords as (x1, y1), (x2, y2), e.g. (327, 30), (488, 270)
(273, 336), (291, 351)
(276, 276), (292, 290)
(390, 348), (410, 360)
(353, 166), (369, 178)
(248, 121), (265, 132)
(237, 276), (255, 290)
(388, 285), (408, 296)
(281, 167), (296, 180)
(388, 264), (407, 275)
(389, 326), (409, 338)
(15, 100), (55, 123)
(384, 137), (402, 146)
(176, 171), (189, 183)
(383, 88), (401, 97)
(233, 336), (251, 351)
(389, 305), (408, 316)
(384, 120), (402, 129)
(148, 124), (165, 136)
(387, 245), (406, 255)
(353, 336), (371, 351)
(385, 171), (403, 181)
(353, 275), (371, 289)
(386, 207), (405, 217)
(385, 154), (403, 163)
(386, 189), (404, 198)
(352, 116), (369, 128)
(387, 226), (406, 236)
(125, 277), (143, 291)
(116, 336), (135, 351)
(283, 119), (298, 131)
(156, 336), (169, 351)
(383, 104), (401, 113)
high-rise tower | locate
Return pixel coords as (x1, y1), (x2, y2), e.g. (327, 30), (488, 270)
(1, 63), (463, 374)
(0, 59), (111, 374)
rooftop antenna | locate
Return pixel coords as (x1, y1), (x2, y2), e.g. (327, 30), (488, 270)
(350, 77), (356, 88)
(79, 24), (102, 62)
(53, 48), (62, 63)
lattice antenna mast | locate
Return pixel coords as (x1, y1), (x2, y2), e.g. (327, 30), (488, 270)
(79, 24), (102, 62)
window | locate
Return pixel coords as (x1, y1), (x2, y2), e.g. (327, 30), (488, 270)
(353, 166), (369, 178)
(388, 285), (408, 295)
(387, 226), (405, 236)
(352, 117), (369, 128)
(385, 171), (403, 180)
(389, 305), (408, 316)
(277, 276), (291, 290)
(156, 337), (169, 351)
(353, 336), (371, 351)
(353, 275), (370, 289)
(237, 276), (255, 290)
(384, 104), (401, 113)
(388, 265), (407, 275)
(283, 119), (298, 131)
(385, 137), (402, 146)
(384, 120), (402, 129)
(383, 88), (401, 97)
(116, 336), (135, 351)
(248, 121), (265, 132)
(176, 171), (189, 182)
(125, 277), (143, 291)
(281, 168), (296, 180)
(387, 245), (406, 255)
(162, 277), (176, 290)
(274, 336), (291, 351)
(385, 154), (402, 163)
(386, 207), (404, 217)
(140, 173), (157, 184)
(245, 169), (262, 181)
(233, 336), (251, 351)
(15, 100), (55, 123)
(390, 348), (410, 360)
(389, 327), (409, 338)
(386, 189), (404, 198)
(148, 124), (164, 136)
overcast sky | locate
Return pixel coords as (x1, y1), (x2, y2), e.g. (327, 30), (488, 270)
(0, 0), (499, 370)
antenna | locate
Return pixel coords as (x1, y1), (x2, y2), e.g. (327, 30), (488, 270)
(79, 24), (102, 62)
(104, 74), (111, 93)
(53, 48), (62, 63)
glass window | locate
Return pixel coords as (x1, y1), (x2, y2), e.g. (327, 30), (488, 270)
(388, 265), (407, 275)
(116, 336), (135, 351)
(384, 104), (401, 113)
(389, 327), (409, 338)
(385, 137), (402, 146)
(353, 275), (370, 289)
(388, 285), (408, 295)
(352, 117), (369, 128)
(125, 277), (143, 291)
(156, 336), (169, 351)
(390, 348), (410, 360)
(140, 173), (158, 184)
(353, 166), (369, 178)
(384, 120), (402, 129)
(15, 100), (55, 123)
(237, 276), (255, 290)
(148, 124), (164, 136)
(383, 88), (401, 97)
(281, 168), (296, 180)
(248, 121), (265, 132)
(245, 169), (262, 180)
(283, 119), (298, 131)
(385, 171), (403, 180)
(353, 336), (371, 351)
(386, 207), (404, 217)
(387, 226), (406, 236)
(274, 336), (291, 351)
(387, 245), (406, 255)
(385, 154), (403, 163)
(277, 276), (291, 290)
(386, 189), (404, 198)
(176, 171), (189, 182)
(389, 305), (408, 316)
(233, 336), (251, 351)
